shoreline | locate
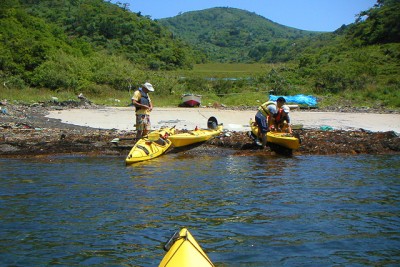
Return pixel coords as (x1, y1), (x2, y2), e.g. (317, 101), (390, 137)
(45, 106), (400, 133)
(1, 103), (399, 156)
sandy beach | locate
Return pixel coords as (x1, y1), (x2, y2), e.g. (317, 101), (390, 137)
(1, 104), (399, 156)
(46, 107), (400, 133)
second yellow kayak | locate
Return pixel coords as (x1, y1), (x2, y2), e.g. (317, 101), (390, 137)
(250, 119), (300, 150)
(168, 125), (223, 147)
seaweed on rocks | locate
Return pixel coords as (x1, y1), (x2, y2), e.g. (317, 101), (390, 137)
(1, 103), (399, 157)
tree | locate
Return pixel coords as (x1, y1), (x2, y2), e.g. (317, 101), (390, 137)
(349, 0), (400, 44)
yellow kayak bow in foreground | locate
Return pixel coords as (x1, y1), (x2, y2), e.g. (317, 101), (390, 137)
(159, 228), (214, 267)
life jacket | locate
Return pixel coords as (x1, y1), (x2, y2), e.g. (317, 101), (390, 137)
(135, 88), (150, 111)
(275, 108), (285, 123)
(258, 101), (276, 117)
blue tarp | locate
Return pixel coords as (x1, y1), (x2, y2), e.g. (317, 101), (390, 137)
(269, 94), (318, 106)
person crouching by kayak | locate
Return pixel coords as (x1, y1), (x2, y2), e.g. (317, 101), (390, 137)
(132, 82), (154, 139)
(274, 104), (293, 134)
(255, 97), (286, 147)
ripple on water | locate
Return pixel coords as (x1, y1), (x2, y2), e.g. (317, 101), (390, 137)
(0, 154), (399, 266)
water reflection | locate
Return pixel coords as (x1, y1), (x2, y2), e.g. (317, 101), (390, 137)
(0, 154), (399, 266)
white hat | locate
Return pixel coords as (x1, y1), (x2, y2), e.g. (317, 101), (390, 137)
(142, 82), (154, 92)
(282, 105), (290, 113)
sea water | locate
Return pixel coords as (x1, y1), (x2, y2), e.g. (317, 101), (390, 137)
(0, 153), (399, 266)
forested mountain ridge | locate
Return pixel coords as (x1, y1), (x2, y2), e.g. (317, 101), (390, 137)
(159, 7), (320, 62)
(159, 3), (400, 64)
(18, 0), (195, 67)
(345, 0), (400, 45)
(157, 2), (399, 107)
(0, 0), (197, 91)
(1, 0), (399, 108)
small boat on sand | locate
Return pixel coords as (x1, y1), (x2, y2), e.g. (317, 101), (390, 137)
(181, 94), (202, 107)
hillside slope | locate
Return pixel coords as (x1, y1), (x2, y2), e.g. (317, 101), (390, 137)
(0, 0), (197, 91)
(159, 7), (320, 62)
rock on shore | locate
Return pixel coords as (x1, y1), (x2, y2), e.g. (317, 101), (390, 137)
(1, 102), (399, 156)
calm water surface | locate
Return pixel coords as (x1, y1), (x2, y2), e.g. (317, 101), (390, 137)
(1, 152), (399, 266)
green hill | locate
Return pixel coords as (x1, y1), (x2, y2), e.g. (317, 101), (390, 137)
(0, 0), (197, 91)
(1, 0), (399, 108)
(159, 7), (320, 63)
(157, 3), (399, 108)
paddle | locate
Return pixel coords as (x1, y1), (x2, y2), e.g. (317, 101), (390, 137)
(112, 126), (176, 144)
(111, 133), (160, 144)
(110, 137), (138, 144)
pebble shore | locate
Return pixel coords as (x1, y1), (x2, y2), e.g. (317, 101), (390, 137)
(1, 101), (399, 157)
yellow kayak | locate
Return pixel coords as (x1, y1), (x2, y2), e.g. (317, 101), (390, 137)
(168, 125), (223, 147)
(159, 228), (214, 267)
(250, 119), (300, 150)
(125, 127), (176, 164)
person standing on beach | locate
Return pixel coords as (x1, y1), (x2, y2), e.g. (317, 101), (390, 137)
(255, 97), (286, 147)
(132, 82), (154, 139)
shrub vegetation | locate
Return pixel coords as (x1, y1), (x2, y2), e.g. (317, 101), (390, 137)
(0, 0), (399, 109)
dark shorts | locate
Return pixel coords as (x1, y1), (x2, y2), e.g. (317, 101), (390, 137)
(255, 111), (268, 134)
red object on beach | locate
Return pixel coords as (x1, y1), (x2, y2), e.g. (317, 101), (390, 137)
(181, 94), (201, 107)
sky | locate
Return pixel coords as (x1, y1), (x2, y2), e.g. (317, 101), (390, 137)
(114, 0), (377, 32)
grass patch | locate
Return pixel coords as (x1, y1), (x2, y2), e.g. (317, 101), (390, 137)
(191, 63), (272, 75)
(2, 62), (399, 110)
(1, 87), (77, 104)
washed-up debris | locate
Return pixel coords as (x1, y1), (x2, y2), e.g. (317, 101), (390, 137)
(1, 124), (399, 156)
(158, 119), (183, 124)
(0, 103), (399, 156)
(206, 129), (400, 155)
(320, 125), (334, 131)
(78, 93), (93, 104)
